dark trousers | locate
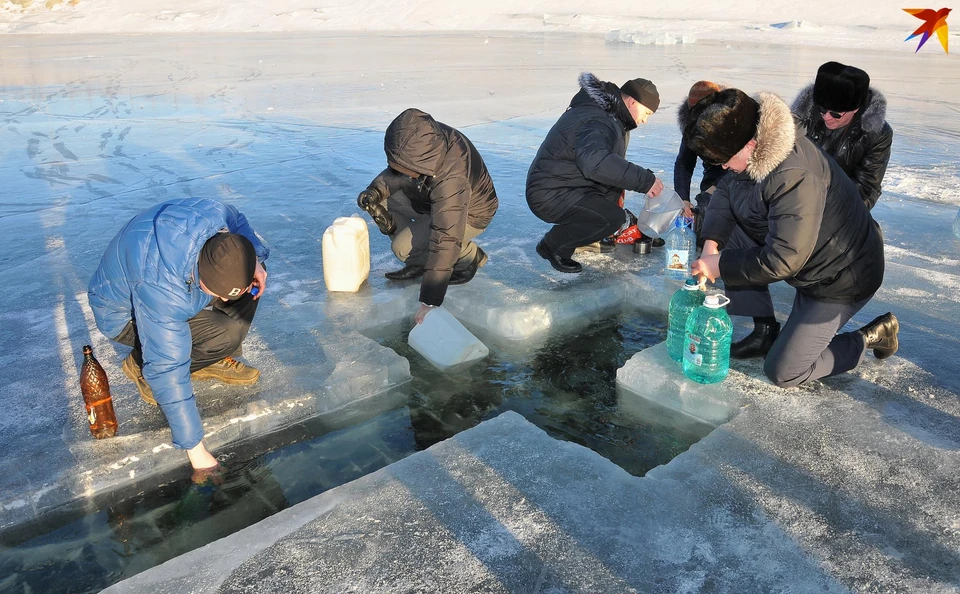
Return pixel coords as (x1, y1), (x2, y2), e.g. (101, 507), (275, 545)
(724, 227), (776, 319)
(763, 291), (870, 388)
(387, 191), (484, 271)
(541, 195), (625, 259)
(114, 293), (259, 372)
(721, 228), (871, 386)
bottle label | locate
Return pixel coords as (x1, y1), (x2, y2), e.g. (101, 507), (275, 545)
(87, 407), (96, 426)
(666, 249), (689, 273)
(685, 334), (703, 366)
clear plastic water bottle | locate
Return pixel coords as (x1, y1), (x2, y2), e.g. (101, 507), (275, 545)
(953, 208), (960, 240)
(664, 216), (695, 280)
(667, 278), (705, 363)
(682, 293), (733, 384)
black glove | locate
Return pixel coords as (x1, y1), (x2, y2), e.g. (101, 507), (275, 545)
(357, 188), (396, 236)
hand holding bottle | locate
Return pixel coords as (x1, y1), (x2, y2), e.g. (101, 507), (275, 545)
(692, 254), (721, 284)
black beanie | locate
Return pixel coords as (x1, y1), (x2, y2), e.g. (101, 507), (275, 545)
(813, 62), (870, 112)
(198, 232), (256, 300)
(621, 78), (660, 112)
(683, 88), (761, 166)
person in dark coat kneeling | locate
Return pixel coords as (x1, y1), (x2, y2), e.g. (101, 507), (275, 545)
(792, 61), (893, 210)
(358, 108), (499, 324)
(684, 88), (899, 387)
(526, 72), (665, 273)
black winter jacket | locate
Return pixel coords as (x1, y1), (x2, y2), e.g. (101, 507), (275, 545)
(367, 109), (498, 306)
(526, 73), (657, 222)
(792, 85), (893, 210)
(674, 100), (728, 203)
(699, 92), (884, 304)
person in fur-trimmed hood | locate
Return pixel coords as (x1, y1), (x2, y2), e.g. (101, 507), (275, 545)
(683, 88), (899, 388)
(792, 61), (893, 210)
(526, 72), (664, 273)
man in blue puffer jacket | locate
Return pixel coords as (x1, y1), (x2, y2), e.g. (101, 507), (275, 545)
(88, 198), (269, 472)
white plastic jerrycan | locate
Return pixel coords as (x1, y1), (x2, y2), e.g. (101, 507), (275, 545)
(322, 215), (370, 292)
(408, 307), (489, 371)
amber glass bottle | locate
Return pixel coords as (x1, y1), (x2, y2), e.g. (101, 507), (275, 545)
(80, 345), (118, 439)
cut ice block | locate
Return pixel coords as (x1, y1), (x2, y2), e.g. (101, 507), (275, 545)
(616, 341), (741, 425)
(408, 307), (489, 371)
(322, 215), (370, 292)
(444, 278), (625, 343)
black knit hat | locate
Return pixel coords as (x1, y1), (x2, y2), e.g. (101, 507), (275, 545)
(813, 62), (870, 112)
(198, 232), (256, 300)
(683, 88), (760, 166)
(621, 78), (660, 112)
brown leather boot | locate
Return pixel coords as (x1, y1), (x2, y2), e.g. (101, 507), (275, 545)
(858, 312), (899, 360)
(122, 354), (157, 406)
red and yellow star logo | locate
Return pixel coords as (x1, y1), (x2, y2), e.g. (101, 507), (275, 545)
(904, 7), (951, 54)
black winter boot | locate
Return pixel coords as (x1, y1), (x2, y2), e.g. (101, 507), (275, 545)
(858, 312), (899, 360)
(385, 264), (425, 281)
(449, 248), (488, 285)
(730, 321), (780, 359)
(536, 239), (582, 273)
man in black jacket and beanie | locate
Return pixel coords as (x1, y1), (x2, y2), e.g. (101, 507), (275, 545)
(526, 73), (665, 273)
(684, 87), (899, 387)
(792, 61), (893, 210)
(358, 108), (499, 323)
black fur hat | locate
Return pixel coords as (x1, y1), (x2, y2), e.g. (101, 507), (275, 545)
(683, 88), (760, 166)
(813, 62), (870, 112)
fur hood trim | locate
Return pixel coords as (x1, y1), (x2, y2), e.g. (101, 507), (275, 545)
(791, 84), (887, 135)
(746, 92), (796, 181)
(579, 72), (618, 112)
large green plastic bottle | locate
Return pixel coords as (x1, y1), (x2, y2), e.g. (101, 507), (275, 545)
(667, 278), (705, 363)
(682, 293), (733, 384)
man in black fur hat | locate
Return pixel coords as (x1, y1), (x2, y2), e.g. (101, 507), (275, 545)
(792, 62), (893, 210)
(526, 73), (665, 273)
(683, 87), (899, 387)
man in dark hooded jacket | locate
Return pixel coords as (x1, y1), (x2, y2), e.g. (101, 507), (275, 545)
(684, 88), (899, 388)
(358, 109), (498, 323)
(526, 73), (664, 273)
(792, 61), (893, 210)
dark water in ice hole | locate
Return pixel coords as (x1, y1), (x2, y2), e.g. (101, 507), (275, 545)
(0, 312), (715, 594)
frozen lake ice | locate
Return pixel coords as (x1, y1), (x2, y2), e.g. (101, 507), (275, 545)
(0, 30), (959, 592)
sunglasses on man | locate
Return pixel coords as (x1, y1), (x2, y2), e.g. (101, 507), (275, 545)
(818, 106), (847, 119)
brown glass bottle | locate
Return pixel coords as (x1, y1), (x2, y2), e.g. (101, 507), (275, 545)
(80, 345), (118, 439)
